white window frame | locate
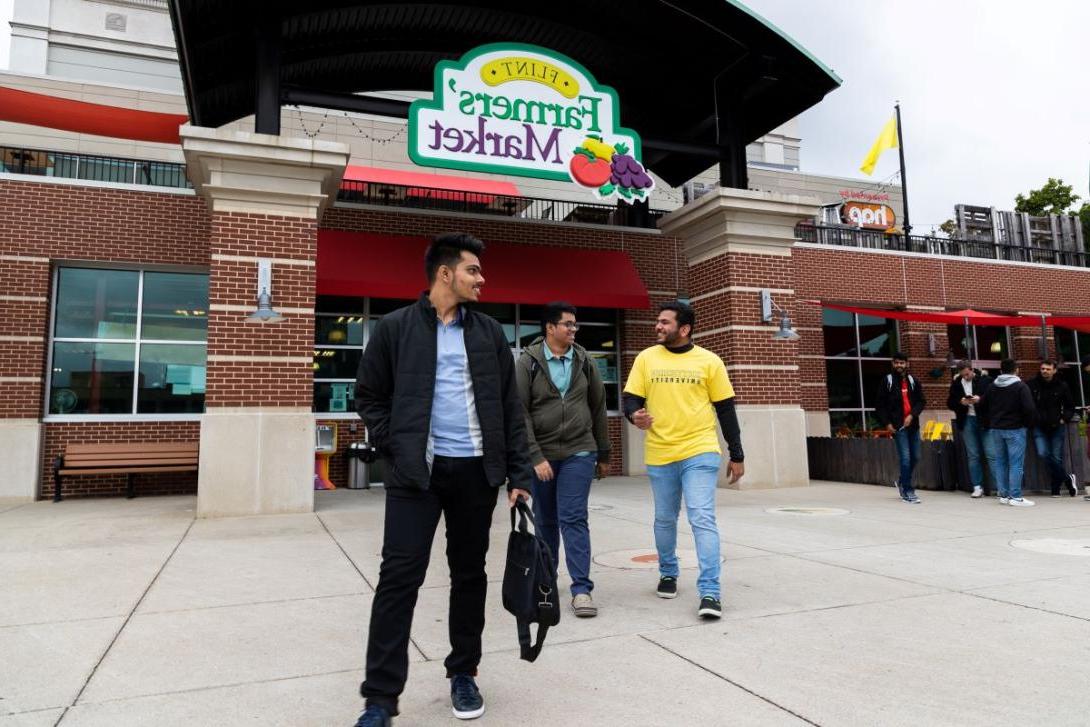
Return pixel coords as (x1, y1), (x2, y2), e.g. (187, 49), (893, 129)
(44, 263), (209, 422)
(824, 312), (900, 432)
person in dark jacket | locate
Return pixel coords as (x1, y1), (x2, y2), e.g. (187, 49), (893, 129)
(947, 361), (993, 498)
(517, 301), (610, 618)
(978, 358), (1037, 507)
(873, 352), (926, 503)
(352, 233), (533, 727)
(1027, 359), (1078, 497)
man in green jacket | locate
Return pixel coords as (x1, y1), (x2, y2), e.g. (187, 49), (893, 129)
(516, 301), (610, 617)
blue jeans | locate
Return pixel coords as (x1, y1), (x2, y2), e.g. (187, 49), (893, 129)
(1033, 427), (1067, 495)
(987, 428), (1027, 499)
(894, 428), (921, 498)
(531, 454), (596, 596)
(646, 452), (722, 599)
(959, 417), (986, 490)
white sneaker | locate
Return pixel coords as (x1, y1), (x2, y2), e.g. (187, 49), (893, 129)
(1069, 474), (1079, 497)
(998, 497), (1010, 505)
(971, 486), (983, 498)
(1009, 498), (1035, 507)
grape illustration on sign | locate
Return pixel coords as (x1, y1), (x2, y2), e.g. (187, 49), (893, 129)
(409, 43), (655, 204)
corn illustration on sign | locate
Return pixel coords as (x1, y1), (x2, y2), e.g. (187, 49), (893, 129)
(409, 43), (655, 204)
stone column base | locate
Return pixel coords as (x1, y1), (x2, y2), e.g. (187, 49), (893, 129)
(198, 408), (315, 517)
(0, 419), (42, 501)
(726, 405), (810, 490)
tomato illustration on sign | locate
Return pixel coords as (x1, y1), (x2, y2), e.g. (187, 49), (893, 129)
(569, 147), (613, 187)
(568, 134), (654, 203)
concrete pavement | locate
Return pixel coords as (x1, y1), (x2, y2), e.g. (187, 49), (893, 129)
(3, 479), (1090, 726)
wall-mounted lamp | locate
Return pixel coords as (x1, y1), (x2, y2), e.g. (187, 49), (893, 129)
(759, 289), (800, 342)
(927, 333), (938, 357)
(245, 259), (284, 324)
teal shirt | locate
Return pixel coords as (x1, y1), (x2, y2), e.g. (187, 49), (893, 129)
(543, 344), (573, 397)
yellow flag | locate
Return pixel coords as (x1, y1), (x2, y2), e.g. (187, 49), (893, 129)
(859, 116), (898, 176)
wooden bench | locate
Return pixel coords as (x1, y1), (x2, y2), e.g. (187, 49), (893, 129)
(53, 442), (199, 502)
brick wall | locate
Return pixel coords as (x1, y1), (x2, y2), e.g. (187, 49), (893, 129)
(795, 245), (1090, 417)
(0, 179), (209, 497)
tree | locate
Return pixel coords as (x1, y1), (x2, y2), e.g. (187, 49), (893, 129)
(1014, 178), (1080, 216)
(1080, 202), (1090, 244)
(939, 219), (957, 237)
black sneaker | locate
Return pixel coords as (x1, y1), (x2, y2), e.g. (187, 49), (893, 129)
(450, 674), (484, 720)
(656, 576), (678, 599)
(698, 595), (722, 619)
(354, 705), (392, 727)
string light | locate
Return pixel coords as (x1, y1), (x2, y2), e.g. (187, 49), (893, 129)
(291, 106), (408, 145)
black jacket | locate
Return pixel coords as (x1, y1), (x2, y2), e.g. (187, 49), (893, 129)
(873, 371), (926, 429)
(978, 375), (1036, 430)
(354, 294), (534, 491)
(1027, 375), (1076, 430)
(946, 374), (993, 430)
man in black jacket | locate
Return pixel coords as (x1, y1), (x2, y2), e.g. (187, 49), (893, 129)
(978, 358), (1037, 507)
(946, 361), (992, 498)
(1027, 359), (1078, 497)
(352, 233), (533, 727)
(873, 352), (926, 503)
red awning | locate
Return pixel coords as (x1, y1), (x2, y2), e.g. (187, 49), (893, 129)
(317, 230), (650, 309)
(811, 301), (1042, 327)
(0, 86), (188, 143)
(342, 165), (520, 199)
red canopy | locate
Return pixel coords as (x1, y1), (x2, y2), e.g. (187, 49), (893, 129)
(317, 230), (650, 309)
(813, 301), (1040, 327)
(0, 86), (188, 143)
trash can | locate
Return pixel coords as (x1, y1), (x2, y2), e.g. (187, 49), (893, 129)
(347, 442), (371, 490)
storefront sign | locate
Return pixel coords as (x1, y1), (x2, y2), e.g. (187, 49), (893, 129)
(410, 43), (654, 204)
(841, 201), (896, 229)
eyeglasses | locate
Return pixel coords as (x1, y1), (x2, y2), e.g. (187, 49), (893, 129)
(554, 321), (579, 330)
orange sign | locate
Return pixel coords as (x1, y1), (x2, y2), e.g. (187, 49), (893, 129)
(841, 201), (896, 230)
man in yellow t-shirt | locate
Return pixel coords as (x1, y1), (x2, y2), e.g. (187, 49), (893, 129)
(623, 301), (744, 619)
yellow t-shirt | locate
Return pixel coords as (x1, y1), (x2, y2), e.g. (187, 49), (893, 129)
(623, 344), (735, 466)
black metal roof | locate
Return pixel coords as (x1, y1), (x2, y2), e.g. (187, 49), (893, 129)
(169, 0), (840, 186)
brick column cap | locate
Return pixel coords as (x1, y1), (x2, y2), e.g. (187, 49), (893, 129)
(181, 125), (349, 219)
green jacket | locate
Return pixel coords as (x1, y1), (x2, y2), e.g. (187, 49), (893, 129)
(516, 338), (611, 465)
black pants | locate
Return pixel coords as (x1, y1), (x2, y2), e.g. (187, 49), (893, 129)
(361, 456), (499, 715)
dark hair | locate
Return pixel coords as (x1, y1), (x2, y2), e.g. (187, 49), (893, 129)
(1001, 358), (1018, 374)
(541, 301), (577, 335)
(658, 300), (695, 333)
(892, 352), (908, 362)
(1040, 358), (1057, 368)
(424, 233), (485, 284)
(956, 359), (973, 372)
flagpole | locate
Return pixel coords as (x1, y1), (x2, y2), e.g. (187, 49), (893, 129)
(895, 102), (911, 237)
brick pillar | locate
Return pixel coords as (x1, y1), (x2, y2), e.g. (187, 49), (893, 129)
(658, 188), (819, 489)
(0, 253), (50, 500)
(899, 315), (951, 426)
(181, 126), (348, 517)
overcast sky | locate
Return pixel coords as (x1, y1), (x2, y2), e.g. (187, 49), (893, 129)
(747, 0), (1090, 233)
(0, 0), (1086, 233)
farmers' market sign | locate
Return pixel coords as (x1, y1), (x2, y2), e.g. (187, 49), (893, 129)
(409, 43), (655, 204)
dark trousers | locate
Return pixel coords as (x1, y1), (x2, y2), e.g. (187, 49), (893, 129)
(361, 456), (499, 715)
(531, 453), (596, 596)
(894, 427), (921, 497)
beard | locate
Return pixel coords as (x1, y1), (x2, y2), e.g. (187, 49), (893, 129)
(658, 329), (681, 346)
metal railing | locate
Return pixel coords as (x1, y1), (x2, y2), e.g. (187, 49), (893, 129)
(0, 145), (190, 188)
(796, 222), (1089, 268)
(337, 179), (666, 229)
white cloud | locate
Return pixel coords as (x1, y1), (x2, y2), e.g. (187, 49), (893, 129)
(749, 0), (1090, 232)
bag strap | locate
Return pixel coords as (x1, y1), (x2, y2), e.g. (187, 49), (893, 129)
(509, 496), (535, 534)
(516, 618), (551, 663)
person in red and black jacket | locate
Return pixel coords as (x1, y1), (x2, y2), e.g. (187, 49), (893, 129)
(873, 352), (926, 503)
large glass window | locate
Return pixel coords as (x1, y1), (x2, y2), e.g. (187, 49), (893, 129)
(946, 324), (1011, 365)
(822, 309), (899, 432)
(1054, 329), (1090, 407)
(314, 298), (623, 414)
(48, 267), (208, 416)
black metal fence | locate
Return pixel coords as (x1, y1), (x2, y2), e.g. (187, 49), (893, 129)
(797, 222), (1089, 268)
(337, 179), (667, 229)
(0, 146), (190, 188)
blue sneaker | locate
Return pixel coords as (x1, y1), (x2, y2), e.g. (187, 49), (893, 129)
(450, 674), (484, 720)
(353, 704), (392, 727)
